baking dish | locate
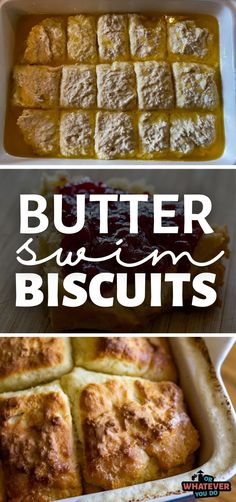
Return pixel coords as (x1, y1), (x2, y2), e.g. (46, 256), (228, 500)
(54, 337), (236, 502)
(0, 0), (236, 166)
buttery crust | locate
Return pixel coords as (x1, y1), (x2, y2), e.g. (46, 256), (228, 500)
(0, 337), (73, 393)
(72, 337), (177, 382)
(40, 174), (229, 332)
(61, 368), (199, 491)
(0, 382), (82, 501)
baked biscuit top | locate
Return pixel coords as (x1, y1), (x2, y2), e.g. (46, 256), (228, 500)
(0, 383), (82, 501)
(0, 338), (72, 392)
(62, 369), (199, 491)
(0, 338), (65, 377)
(73, 337), (177, 382)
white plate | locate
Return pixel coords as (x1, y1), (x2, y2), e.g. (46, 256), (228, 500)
(0, 0), (236, 165)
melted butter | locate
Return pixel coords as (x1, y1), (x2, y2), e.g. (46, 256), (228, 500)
(4, 12), (224, 161)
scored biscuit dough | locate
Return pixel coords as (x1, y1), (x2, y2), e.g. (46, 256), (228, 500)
(12, 65), (61, 108)
(0, 337), (73, 393)
(172, 62), (219, 109)
(129, 14), (166, 59)
(61, 368), (199, 491)
(60, 65), (97, 109)
(97, 14), (129, 61)
(95, 111), (136, 159)
(67, 15), (97, 63)
(170, 113), (216, 154)
(139, 112), (169, 154)
(0, 382), (82, 501)
(72, 337), (177, 381)
(60, 111), (94, 157)
(23, 17), (66, 64)
(96, 62), (137, 110)
(135, 62), (174, 110)
(17, 109), (59, 155)
(168, 19), (213, 58)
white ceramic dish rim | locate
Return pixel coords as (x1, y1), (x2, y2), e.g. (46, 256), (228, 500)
(0, 0), (236, 165)
(54, 337), (236, 502)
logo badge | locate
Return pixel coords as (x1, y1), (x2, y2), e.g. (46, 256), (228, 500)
(181, 470), (231, 498)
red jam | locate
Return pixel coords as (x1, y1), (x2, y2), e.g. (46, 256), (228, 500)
(57, 179), (203, 281)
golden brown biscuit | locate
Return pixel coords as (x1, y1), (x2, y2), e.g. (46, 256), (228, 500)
(0, 382), (82, 501)
(72, 337), (177, 382)
(0, 337), (73, 393)
(61, 368), (199, 491)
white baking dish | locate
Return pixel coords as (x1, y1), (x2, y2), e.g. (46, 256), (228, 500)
(55, 337), (236, 502)
(0, 0), (236, 165)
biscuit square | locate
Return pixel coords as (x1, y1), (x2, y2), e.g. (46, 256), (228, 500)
(61, 368), (199, 491)
(0, 338), (73, 393)
(72, 337), (177, 381)
(139, 112), (169, 155)
(96, 63), (137, 110)
(95, 111), (136, 159)
(12, 65), (61, 108)
(60, 111), (94, 157)
(97, 14), (129, 61)
(0, 382), (82, 500)
(67, 15), (97, 63)
(17, 109), (59, 156)
(23, 17), (66, 64)
(129, 14), (166, 60)
(60, 65), (97, 109)
(170, 112), (216, 154)
(168, 19), (213, 58)
(135, 62), (174, 110)
(172, 62), (218, 109)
